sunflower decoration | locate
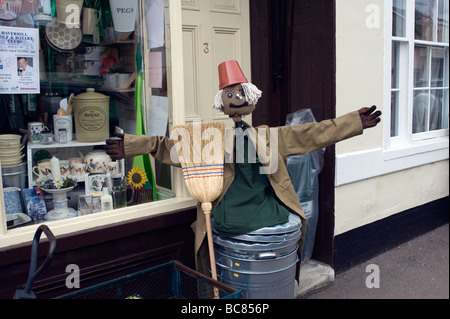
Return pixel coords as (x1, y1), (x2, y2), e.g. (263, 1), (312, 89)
(127, 167), (148, 189)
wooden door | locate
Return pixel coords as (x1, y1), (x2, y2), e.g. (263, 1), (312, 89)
(250, 0), (337, 266)
(181, 0), (251, 125)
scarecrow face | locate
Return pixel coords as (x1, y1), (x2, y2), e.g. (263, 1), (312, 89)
(221, 84), (256, 123)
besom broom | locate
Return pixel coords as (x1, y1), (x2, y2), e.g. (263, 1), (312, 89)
(171, 121), (226, 298)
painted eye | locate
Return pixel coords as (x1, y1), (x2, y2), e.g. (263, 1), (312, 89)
(227, 92), (233, 98)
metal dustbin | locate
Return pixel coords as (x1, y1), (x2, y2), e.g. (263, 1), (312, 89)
(213, 213), (302, 299)
(2, 162), (27, 189)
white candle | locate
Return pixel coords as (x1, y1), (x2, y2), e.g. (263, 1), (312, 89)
(50, 156), (61, 181)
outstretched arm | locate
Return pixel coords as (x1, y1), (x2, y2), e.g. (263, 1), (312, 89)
(105, 133), (179, 167)
(278, 106), (382, 157)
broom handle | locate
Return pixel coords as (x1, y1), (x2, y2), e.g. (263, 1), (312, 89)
(202, 203), (219, 299)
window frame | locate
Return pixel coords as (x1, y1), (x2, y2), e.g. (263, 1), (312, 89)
(0, 0), (194, 244)
(335, 0), (448, 187)
(384, 0), (449, 155)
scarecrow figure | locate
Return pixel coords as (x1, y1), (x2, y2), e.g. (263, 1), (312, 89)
(105, 60), (381, 276)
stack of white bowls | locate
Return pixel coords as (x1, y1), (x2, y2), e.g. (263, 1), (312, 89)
(0, 134), (25, 167)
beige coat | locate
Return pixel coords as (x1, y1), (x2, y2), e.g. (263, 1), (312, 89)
(124, 111), (364, 275)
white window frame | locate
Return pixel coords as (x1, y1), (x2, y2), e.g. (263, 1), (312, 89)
(383, 0), (449, 158)
(336, 0), (449, 187)
(0, 0), (196, 245)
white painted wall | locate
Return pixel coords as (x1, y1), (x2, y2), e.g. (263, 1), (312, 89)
(335, 0), (449, 235)
(336, 0), (384, 154)
(335, 161), (449, 235)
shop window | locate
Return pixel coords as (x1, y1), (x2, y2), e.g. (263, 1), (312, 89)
(388, 0), (449, 147)
(1, 0), (179, 233)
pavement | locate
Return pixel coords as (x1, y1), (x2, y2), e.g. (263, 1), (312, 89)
(296, 222), (449, 299)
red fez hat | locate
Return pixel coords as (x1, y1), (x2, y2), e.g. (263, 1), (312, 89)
(218, 60), (248, 90)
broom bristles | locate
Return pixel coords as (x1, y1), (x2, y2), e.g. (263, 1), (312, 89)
(172, 121), (224, 295)
(172, 121), (225, 204)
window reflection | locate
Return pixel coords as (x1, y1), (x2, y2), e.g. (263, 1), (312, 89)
(414, 46), (429, 88)
(437, 0), (449, 43)
(415, 0), (437, 41)
(413, 90), (430, 133)
(431, 47), (446, 87)
(393, 0), (406, 37)
(391, 91), (400, 137)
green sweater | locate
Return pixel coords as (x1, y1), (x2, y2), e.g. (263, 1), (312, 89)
(213, 133), (290, 237)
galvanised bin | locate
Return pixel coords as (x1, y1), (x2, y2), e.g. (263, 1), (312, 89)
(214, 213), (302, 299)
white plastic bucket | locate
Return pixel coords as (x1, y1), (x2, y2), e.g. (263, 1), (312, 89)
(109, 0), (138, 32)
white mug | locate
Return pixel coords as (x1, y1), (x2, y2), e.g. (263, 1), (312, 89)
(28, 122), (48, 143)
(71, 162), (87, 179)
(103, 161), (119, 175)
(33, 160), (52, 179)
(69, 157), (83, 171)
(59, 160), (71, 178)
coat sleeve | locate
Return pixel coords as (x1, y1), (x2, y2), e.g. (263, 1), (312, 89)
(277, 111), (364, 157)
(124, 134), (181, 167)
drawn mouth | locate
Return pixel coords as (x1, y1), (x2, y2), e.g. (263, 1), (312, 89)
(230, 102), (249, 108)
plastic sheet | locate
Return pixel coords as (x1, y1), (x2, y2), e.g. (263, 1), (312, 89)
(286, 109), (325, 263)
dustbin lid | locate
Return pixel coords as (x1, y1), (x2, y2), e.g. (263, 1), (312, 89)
(226, 228), (301, 244)
(212, 213), (302, 258)
(213, 234), (300, 257)
(213, 213), (301, 238)
(245, 213), (301, 235)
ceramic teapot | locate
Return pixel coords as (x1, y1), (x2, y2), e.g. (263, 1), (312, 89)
(79, 150), (112, 173)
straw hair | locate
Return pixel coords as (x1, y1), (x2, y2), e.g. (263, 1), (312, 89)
(172, 121), (225, 204)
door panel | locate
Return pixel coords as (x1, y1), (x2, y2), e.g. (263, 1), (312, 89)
(182, 0), (201, 11)
(211, 27), (243, 121)
(182, 26), (202, 121)
(210, 0), (242, 14)
(182, 0), (251, 125)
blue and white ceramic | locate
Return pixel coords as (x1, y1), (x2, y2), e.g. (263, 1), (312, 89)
(43, 187), (77, 221)
(3, 187), (22, 214)
(27, 197), (48, 223)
